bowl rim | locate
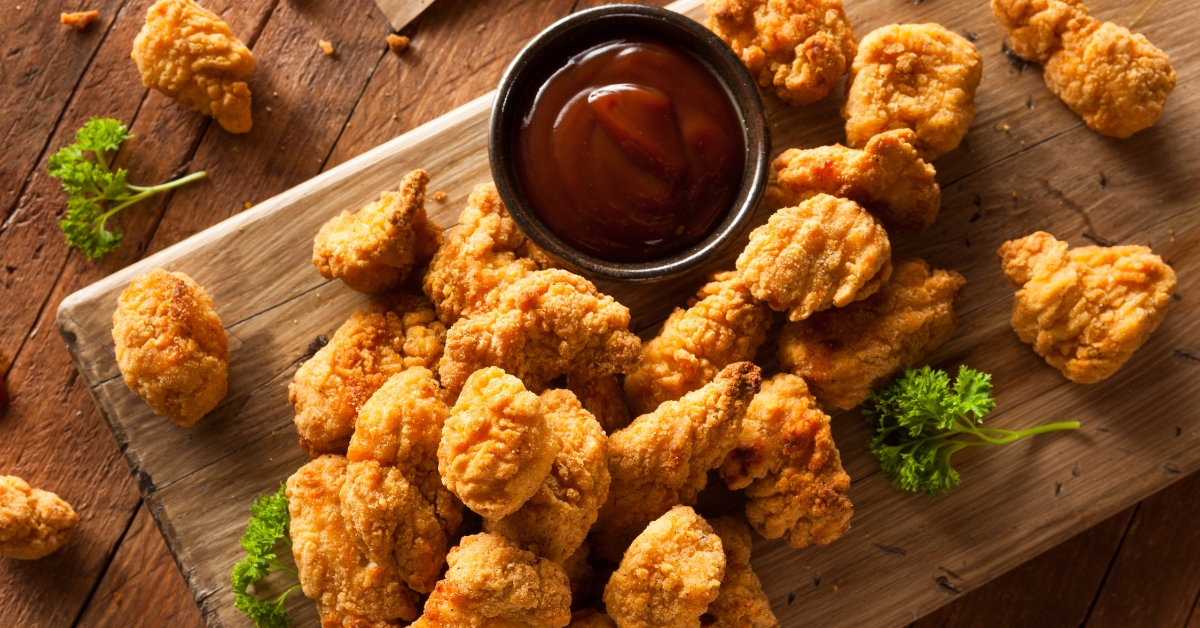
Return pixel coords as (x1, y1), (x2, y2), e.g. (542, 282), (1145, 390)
(488, 2), (770, 283)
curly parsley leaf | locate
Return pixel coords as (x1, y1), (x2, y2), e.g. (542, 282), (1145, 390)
(232, 485), (300, 628)
(863, 365), (1080, 497)
(47, 117), (206, 259)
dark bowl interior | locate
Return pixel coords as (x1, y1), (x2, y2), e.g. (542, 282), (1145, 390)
(490, 3), (769, 283)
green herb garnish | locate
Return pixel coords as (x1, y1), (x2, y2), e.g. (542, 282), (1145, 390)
(231, 485), (300, 628)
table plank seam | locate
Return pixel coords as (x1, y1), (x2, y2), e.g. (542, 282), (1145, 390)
(1079, 502), (1141, 626)
(69, 499), (143, 628)
(316, 49), (392, 173)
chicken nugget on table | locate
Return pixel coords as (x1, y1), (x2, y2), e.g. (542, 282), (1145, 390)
(705, 517), (779, 628)
(0, 476), (78, 560)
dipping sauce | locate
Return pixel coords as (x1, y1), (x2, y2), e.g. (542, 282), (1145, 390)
(514, 38), (745, 263)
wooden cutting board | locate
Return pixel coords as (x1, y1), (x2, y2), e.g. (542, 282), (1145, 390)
(55, 0), (1200, 626)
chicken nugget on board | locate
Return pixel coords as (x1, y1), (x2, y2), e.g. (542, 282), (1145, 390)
(704, 517), (779, 628)
(0, 476), (78, 560)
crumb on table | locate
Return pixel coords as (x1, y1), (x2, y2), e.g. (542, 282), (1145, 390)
(433, 191), (446, 202)
(319, 39), (334, 55)
(387, 33), (410, 53)
(61, 10), (100, 29)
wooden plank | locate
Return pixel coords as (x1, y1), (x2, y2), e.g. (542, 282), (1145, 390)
(50, 0), (1200, 626)
(372, 0), (436, 32)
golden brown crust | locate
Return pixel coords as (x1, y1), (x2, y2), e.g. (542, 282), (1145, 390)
(721, 374), (852, 548)
(704, 517), (778, 628)
(842, 24), (982, 160)
(623, 272), (772, 416)
(592, 362), (761, 562)
(412, 533), (572, 628)
(603, 506), (725, 628)
(777, 259), (965, 410)
(61, 10), (100, 29)
(0, 476), (77, 560)
(566, 372), (633, 434)
(706, 0), (857, 105)
(113, 268), (228, 427)
(998, 232), (1176, 383)
(737, 195), (892, 322)
(484, 389), (610, 562)
(313, 170), (444, 294)
(132, 0), (254, 133)
(766, 129), (941, 231)
(438, 368), (557, 520)
(290, 293), (445, 456)
(990, 0), (1089, 63)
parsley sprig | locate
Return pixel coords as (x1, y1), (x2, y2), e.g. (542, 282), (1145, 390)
(47, 117), (206, 259)
(232, 485), (300, 628)
(864, 365), (1080, 497)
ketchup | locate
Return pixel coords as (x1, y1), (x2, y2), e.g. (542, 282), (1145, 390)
(514, 38), (745, 263)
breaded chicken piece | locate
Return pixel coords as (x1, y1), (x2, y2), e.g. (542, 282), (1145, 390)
(412, 532), (572, 628)
(288, 455), (421, 626)
(290, 293), (446, 456)
(569, 609), (617, 627)
(738, 195), (892, 322)
(0, 476), (78, 560)
(313, 170), (444, 294)
(592, 363), (762, 562)
(998, 232), (1175, 383)
(705, 517), (778, 628)
(604, 506), (726, 628)
(341, 368), (460, 594)
(623, 272), (772, 416)
(562, 542), (595, 604)
(61, 11), (101, 29)
(721, 374), (852, 547)
(843, 24), (983, 160)
(423, 183), (552, 325)
(113, 268), (227, 427)
(766, 129), (941, 231)
(990, 0), (1089, 63)
(778, 259), (965, 409)
(706, 0), (857, 106)
(438, 270), (641, 395)
(485, 390), (609, 561)
(566, 372), (633, 434)
(132, 0), (254, 134)
(439, 368), (557, 520)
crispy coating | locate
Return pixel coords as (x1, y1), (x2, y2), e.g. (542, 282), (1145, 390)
(313, 170), (444, 294)
(341, 368), (460, 594)
(438, 270), (641, 395)
(720, 374), (852, 547)
(592, 362), (762, 562)
(766, 129), (941, 231)
(62, 11), (101, 29)
(705, 0), (857, 105)
(113, 268), (228, 427)
(290, 293), (446, 456)
(439, 368), (557, 520)
(485, 390), (609, 561)
(412, 532), (572, 628)
(623, 272), (772, 416)
(288, 455), (421, 626)
(738, 194), (893, 322)
(778, 259), (965, 409)
(569, 609), (617, 627)
(998, 232), (1176, 383)
(704, 517), (778, 628)
(566, 372), (633, 434)
(562, 542), (596, 604)
(990, 0), (1088, 63)
(0, 476), (77, 560)
(603, 506), (726, 628)
(132, 0), (254, 134)
(843, 24), (983, 160)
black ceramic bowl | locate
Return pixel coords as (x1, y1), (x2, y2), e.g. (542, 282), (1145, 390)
(489, 3), (769, 283)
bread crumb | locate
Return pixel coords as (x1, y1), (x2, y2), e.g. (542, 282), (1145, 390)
(318, 39), (334, 55)
(386, 33), (410, 53)
(61, 10), (100, 29)
(244, 201), (252, 209)
(433, 191), (446, 202)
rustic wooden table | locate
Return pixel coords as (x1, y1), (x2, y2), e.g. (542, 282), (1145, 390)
(1, 0), (1198, 627)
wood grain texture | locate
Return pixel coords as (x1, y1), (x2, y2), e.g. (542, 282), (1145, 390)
(372, 0), (437, 31)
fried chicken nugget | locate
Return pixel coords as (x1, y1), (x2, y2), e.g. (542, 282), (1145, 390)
(623, 272), (772, 416)
(567, 372), (633, 433)
(313, 170), (445, 294)
(705, 0), (857, 106)
(592, 362), (762, 562)
(341, 367), (461, 594)
(604, 505), (726, 628)
(778, 259), (965, 409)
(738, 195), (892, 322)
(485, 390), (609, 562)
(113, 268), (228, 427)
(998, 232), (1176, 383)
(288, 455), (421, 626)
(843, 24), (983, 161)
(438, 270), (641, 395)
(704, 517), (778, 628)
(766, 129), (941, 231)
(439, 367), (558, 520)
(720, 374), (852, 547)
(412, 532), (572, 628)
(132, 0), (254, 134)
(290, 292), (446, 456)
(990, 0), (1089, 63)
(0, 476), (78, 560)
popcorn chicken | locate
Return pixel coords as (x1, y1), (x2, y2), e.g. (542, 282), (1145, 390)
(705, 517), (778, 628)
(0, 476), (77, 560)
(990, 0), (1089, 63)
(566, 372), (632, 433)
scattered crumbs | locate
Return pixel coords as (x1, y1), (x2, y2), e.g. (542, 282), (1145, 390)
(265, 106), (272, 113)
(1011, 191), (1018, 199)
(434, 191), (447, 202)
(475, 23), (487, 32)
(1099, 172), (1108, 188)
(273, 91), (279, 98)
(1163, 461), (1182, 474)
(1025, 94), (1035, 109)
(833, 585), (839, 591)
(316, 293), (320, 298)
(864, 533), (869, 538)
(964, 31), (979, 43)
(387, 33), (410, 53)
(61, 10), (100, 29)
(1054, 481), (1062, 496)
(1001, 41), (1030, 73)
(279, 145), (286, 151)
(787, 590), (796, 605)
(319, 39), (334, 55)
(244, 201), (252, 209)
(1072, 463), (1081, 478)
(1020, 140), (1026, 146)
(391, 113), (398, 120)
(238, 226), (243, 232)
(998, 123), (1012, 132)
(293, 319), (298, 324)
(113, 592), (122, 603)
(1169, 229), (1176, 235)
